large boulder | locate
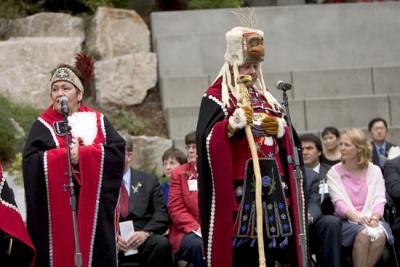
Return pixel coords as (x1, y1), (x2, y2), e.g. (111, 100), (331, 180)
(94, 52), (157, 107)
(0, 37), (82, 108)
(87, 7), (150, 59)
(5, 12), (84, 40)
(131, 135), (172, 176)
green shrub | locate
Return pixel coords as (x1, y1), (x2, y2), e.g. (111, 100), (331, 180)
(108, 109), (147, 136)
(80, 0), (128, 12)
(0, 94), (40, 162)
(0, 115), (16, 161)
(8, 152), (23, 186)
(188, 0), (244, 9)
(0, 0), (28, 19)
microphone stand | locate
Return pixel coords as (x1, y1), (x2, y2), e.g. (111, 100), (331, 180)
(281, 87), (310, 267)
(62, 111), (82, 267)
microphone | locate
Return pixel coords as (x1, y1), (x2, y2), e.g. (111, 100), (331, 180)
(276, 80), (292, 91)
(58, 96), (69, 116)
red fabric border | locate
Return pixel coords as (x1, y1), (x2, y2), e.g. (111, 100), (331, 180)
(208, 120), (235, 267)
(43, 106), (105, 267)
(0, 167), (36, 267)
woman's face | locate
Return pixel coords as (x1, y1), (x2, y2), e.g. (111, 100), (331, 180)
(339, 134), (359, 162)
(186, 143), (197, 165)
(323, 133), (339, 151)
(51, 81), (82, 114)
(162, 156), (180, 179)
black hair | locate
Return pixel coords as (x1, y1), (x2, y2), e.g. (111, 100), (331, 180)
(368, 117), (388, 132)
(321, 126), (340, 138)
(185, 131), (196, 145)
(162, 148), (187, 164)
(300, 133), (322, 152)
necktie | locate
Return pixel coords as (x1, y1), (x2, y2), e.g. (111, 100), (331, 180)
(378, 146), (385, 156)
(119, 185), (130, 219)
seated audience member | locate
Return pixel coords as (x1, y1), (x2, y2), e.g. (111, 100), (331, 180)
(161, 148), (187, 205)
(384, 151), (400, 238)
(117, 135), (173, 267)
(321, 126), (341, 166)
(300, 133), (333, 213)
(0, 165), (35, 266)
(168, 131), (205, 267)
(368, 117), (395, 169)
(327, 128), (394, 267)
(301, 134), (341, 267)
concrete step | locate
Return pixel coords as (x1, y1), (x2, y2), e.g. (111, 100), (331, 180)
(165, 106), (200, 142)
(164, 99), (308, 145)
(159, 67), (400, 111)
(165, 94), (398, 145)
(303, 94), (392, 131)
(152, 2), (400, 76)
(292, 66), (400, 99)
(159, 75), (211, 110)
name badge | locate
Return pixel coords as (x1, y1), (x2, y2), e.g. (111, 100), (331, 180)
(188, 179), (198, 191)
(319, 182), (329, 194)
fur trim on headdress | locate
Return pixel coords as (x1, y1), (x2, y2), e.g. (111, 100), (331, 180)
(214, 26), (282, 113)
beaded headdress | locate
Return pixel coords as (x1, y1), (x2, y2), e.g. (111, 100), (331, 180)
(50, 67), (84, 93)
(215, 8), (281, 112)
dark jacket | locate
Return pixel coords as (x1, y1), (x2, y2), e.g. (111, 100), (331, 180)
(121, 168), (169, 234)
(372, 141), (395, 168)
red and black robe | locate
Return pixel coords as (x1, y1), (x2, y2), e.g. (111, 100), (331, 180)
(196, 78), (307, 267)
(23, 105), (125, 267)
(0, 165), (36, 266)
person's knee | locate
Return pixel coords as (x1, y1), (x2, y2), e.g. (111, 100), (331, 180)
(316, 215), (341, 237)
(375, 233), (387, 246)
(323, 216), (341, 231)
(149, 234), (170, 250)
(185, 237), (203, 252)
(354, 231), (370, 248)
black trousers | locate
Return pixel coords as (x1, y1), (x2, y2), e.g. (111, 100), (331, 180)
(177, 233), (205, 267)
(118, 234), (174, 267)
(310, 215), (342, 267)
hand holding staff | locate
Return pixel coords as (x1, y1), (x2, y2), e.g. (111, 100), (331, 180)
(238, 75), (266, 267)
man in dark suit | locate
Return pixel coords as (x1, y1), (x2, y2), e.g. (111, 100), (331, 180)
(368, 117), (395, 169)
(117, 135), (174, 267)
(301, 134), (342, 267)
(384, 156), (400, 236)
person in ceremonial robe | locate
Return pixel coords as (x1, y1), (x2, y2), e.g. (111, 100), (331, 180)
(196, 26), (306, 267)
(0, 164), (36, 266)
(23, 57), (125, 267)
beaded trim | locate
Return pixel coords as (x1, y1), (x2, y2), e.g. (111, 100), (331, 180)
(100, 114), (107, 140)
(39, 118), (60, 148)
(88, 146), (105, 266)
(43, 151), (54, 267)
(205, 94), (228, 118)
(0, 175), (20, 214)
(205, 129), (216, 267)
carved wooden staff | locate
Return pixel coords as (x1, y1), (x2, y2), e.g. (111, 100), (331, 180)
(238, 75), (266, 267)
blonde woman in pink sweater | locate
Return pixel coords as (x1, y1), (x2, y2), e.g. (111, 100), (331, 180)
(327, 128), (393, 267)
